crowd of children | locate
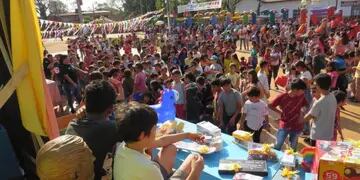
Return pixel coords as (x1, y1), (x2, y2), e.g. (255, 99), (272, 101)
(41, 16), (360, 179)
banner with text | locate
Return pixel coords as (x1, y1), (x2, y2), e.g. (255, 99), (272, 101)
(177, 0), (222, 13)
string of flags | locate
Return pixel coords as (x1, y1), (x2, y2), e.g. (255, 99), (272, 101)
(40, 9), (163, 38)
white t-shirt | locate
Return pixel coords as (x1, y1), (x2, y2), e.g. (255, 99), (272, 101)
(270, 51), (281, 66)
(300, 71), (312, 81)
(257, 71), (269, 93)
(309, 93), (337, 141)
(114, 142), (163, 180)
(243, 100), (269, 130)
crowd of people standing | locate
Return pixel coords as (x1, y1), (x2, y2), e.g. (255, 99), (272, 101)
(41, 16), (360, 179)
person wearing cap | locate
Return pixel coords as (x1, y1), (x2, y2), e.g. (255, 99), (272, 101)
(204, 55), (223, 80)
(36, 135), (95, 180)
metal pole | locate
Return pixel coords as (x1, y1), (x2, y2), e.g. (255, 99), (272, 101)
(77, 0), (84, 23)
(167, 0), (171, 33)
(306, 0), (311, 32)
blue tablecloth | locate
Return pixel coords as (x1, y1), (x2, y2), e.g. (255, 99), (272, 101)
(172, 119), (315, 180)
(173, 119), (282, 180)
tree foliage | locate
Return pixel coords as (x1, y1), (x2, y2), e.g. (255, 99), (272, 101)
(48, 0), (68, 16)
(222, 0), (241, 13)
(95, 2), (127, 21)
(110, 0), (156, 19)
(35, 0), (49, 19)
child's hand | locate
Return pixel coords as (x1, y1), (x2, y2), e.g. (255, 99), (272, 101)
(236, 123), (241, 130)
(76, 106), (86, 119)
(188, 133), (205, 144)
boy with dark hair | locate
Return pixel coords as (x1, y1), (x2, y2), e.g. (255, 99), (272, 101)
(237, 86), (269, 143)
(217, 78), (242, 134)
(185, 72), (203, 122)
(305, 73), (337, 145)
(66, 80), (118, 180)
(114, 102), (205, 180)
(122, 69), (134, 101)
(269, 79), (308, 150)
(172, 69), (186, 119)
(332, 90), (346, 141)
(133, 63), (147, 101)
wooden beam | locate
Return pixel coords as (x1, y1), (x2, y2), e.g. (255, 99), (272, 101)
(0, 63), (29, 108)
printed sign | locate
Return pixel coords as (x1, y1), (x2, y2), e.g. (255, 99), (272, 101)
(178, 0), (222, 13)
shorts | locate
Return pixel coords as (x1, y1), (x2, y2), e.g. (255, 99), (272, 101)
(152, 159), (187, 180)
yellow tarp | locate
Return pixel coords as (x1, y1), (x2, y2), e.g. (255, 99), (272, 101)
(10, 0), (59, 139)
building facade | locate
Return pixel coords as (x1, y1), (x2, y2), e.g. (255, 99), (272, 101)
(235, 0), (359, 18)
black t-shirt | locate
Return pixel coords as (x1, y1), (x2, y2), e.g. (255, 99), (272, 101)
(185, 83), (203, 122)
(313, 55), (325, 74)
(43, 58), (51, 79)
(59, 64), (78, 84)
(65, 115), (118, 180)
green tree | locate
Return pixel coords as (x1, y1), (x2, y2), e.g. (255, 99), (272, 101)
(48, 0), (68, 16)
(95, 2), (126, 21)
(222, 0), (241, 13)
(110, 0), (156, 19)
(35, 0), (49, 19)
(155, 0), (165, 10)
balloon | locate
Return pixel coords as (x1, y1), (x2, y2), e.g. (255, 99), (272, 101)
(149, 88), (179, 124)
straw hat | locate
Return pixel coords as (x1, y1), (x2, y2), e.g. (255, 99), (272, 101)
(36, 135), (95, 180)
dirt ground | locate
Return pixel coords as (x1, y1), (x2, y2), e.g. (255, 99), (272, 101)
(43, 37), (360, 151)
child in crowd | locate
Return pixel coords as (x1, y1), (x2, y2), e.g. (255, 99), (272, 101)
(122, 69), (134, 101)
(114, 102), (205, 180)
(326, 61), (338, 91)
(217, 78), (242, 134)
(269, 79), (308, 150)
(133, 63), (147, 101)
(332, 90), (346, 141)
(226, 63), (240, 90)
(305, 73), (337, 146)
(172, 69), (186, 119)
(285, 66), (298, 91)
(237, 86), (269, 143)
(257, 61), (270, 99)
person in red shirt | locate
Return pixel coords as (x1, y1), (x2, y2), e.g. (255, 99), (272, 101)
(123, 41), (132, 55)
(269, 79), (308, 151)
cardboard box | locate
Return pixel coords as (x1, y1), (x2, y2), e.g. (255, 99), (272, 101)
(316, 140), (360, 180)
(218, 159), (268, 176)
(280, 152), (297, 168)
(273, 168), (301, 180)
(248, 142), (278, 161)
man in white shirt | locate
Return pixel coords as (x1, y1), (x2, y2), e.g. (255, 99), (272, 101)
(114, 102), (205, 180)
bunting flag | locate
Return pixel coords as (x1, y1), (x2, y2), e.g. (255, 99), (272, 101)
(0, 0), (59, 138)
(39, 9), (164, 38)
